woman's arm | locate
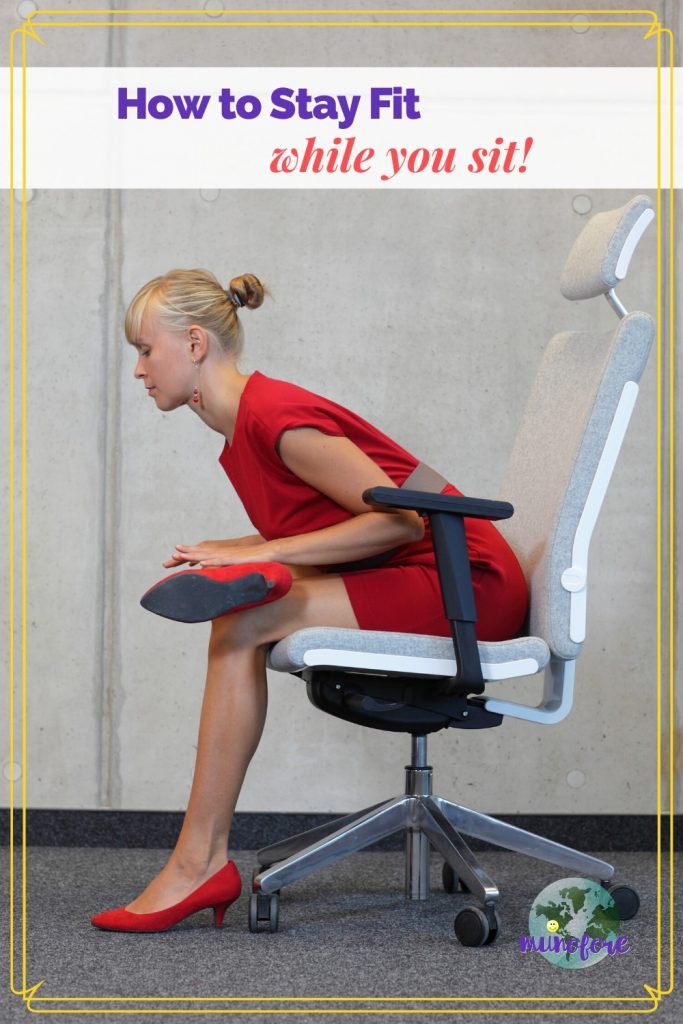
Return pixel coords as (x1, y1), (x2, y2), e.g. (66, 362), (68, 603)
(173, 429), (425, 569)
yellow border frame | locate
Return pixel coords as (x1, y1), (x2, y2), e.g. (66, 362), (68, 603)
(6, 3), (677, 1017)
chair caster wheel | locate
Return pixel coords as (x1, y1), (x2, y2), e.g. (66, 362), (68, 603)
(442, 862), (470, 894)
(605, 883), (640, 921)
(454, 905), (499, 946)
(248, 891), (280, 933)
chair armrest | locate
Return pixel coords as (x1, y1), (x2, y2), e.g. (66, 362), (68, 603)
(362, 486), (514, 697)
(362, 487), (513, 521)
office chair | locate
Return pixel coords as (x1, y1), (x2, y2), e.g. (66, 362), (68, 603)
(250, 196), (655, 944)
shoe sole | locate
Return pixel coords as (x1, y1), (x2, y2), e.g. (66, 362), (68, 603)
(140, 572), (272, 623)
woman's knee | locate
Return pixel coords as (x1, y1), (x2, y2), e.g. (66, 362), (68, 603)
(209, 609), (256, 656)
(206, 575), (354, 657)
(207, 598), (285, 655)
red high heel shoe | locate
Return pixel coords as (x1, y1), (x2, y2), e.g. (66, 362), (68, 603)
(90, 861), (242, 932)
(140, 563), (293, 623)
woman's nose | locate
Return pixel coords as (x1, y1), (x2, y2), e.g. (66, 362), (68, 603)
(134, 357), (145, 379)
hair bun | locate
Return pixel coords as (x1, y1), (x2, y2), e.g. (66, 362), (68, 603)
(228, 273), (265, 311)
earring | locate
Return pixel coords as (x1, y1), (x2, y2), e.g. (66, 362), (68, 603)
(192, 360), (200, 405)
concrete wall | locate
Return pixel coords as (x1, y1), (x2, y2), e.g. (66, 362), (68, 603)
(2, 0), (679, 821)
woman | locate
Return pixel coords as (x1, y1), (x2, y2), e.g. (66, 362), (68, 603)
(91, 270), (527, 932)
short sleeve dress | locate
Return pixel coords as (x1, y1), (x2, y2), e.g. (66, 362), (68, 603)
(219, 372), (528, 642)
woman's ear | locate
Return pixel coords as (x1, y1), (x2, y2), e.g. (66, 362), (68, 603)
(187, 325), (210, 362)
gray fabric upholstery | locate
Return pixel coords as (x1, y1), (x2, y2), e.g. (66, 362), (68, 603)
(269, 627), (550, 677)
(560, 194), (653, 300)
(499, 312), (654, 659)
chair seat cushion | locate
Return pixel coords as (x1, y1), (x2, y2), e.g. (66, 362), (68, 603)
(269, 627), (550, 681)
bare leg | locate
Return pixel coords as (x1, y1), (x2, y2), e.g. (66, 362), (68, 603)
(125, 572), (358, 913)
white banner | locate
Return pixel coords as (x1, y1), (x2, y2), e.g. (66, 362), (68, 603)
(1, 66), (678, 188)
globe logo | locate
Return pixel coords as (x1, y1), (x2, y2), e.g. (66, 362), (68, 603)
(524, 877), (626, 969)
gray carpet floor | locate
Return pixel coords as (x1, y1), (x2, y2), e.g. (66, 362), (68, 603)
(2, 848), (680, 1023)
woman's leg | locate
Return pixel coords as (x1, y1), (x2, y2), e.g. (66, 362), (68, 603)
(125, 572), (358, 914)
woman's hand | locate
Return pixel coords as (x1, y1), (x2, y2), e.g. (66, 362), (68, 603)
(163, 534), (270, 569)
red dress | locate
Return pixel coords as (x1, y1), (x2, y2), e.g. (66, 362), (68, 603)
(219, 372), (528, 641)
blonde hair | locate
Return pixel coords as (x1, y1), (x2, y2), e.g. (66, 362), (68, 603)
(124, 270), (265, 357)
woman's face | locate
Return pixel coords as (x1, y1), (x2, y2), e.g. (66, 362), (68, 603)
(132, 311), (195, 412)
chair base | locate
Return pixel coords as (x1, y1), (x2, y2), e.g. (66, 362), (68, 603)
(253, 736), (614, 915)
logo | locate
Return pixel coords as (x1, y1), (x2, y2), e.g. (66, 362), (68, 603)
(519, 877), (630, 969)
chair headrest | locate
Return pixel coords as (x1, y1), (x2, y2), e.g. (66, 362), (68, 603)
(560, 194), (654, 301)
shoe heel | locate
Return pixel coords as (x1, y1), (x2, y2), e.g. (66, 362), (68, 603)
(213, 901), (230, 927)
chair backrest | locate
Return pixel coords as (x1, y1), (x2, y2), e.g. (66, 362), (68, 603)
(499, 197), (655, 660)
